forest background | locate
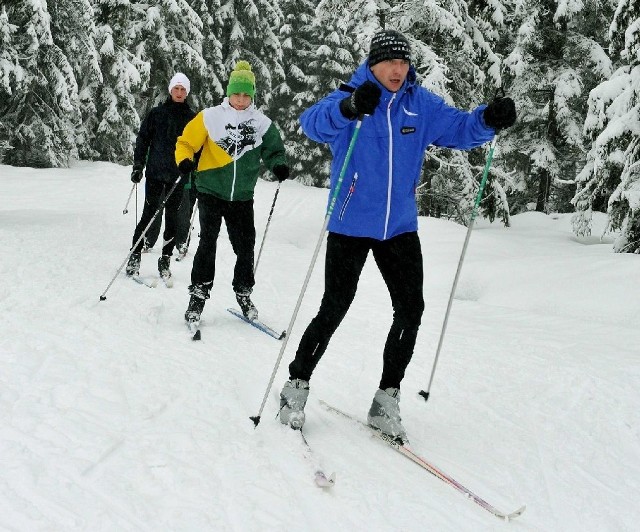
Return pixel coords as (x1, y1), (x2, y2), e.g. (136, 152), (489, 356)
(1, 0), (638, 252)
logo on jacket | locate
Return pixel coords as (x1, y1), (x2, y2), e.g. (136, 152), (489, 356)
(218, 119), (258, 156)
(401, 127), (416, 135)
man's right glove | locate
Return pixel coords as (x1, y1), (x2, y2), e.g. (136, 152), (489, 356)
(178, 158), (195, 175)
(272, 164), (290, 182)
(130, 165), (143, 183)
(339, 81), (382, 120)
(483, 97), (517, 130)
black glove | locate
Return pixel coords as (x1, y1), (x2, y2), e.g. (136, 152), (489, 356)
(272, 164), (290, 182)
(339, 81), (382, 119)
(178, 158), (195, 175)
(483, 97), (517, 130)
(130, 165), (143, 183)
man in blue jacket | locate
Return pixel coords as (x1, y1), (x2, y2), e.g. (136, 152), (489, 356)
(278, 30), (516, 443)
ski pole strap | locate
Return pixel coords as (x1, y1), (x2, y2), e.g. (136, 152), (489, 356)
(470, 137), (497, 223)
(326, 119), (363, 217)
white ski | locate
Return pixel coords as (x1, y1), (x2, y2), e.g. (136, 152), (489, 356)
(320, 400), (525, 520)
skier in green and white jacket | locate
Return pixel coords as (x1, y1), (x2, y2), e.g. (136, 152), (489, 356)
(175, 61), (291, 325)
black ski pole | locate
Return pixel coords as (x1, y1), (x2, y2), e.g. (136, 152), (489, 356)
(253, 182), (281, 276)
(419, 136), (498, 401)
(250, 119), (364, 428)
(99, 175), (183, 301)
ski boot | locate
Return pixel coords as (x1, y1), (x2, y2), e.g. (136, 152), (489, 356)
(279, 379), (310, 430)
(367, 387), (408, 444)
(235, 290), (258, 321)
(158, 255), (172, 285)
(125, 252), (141, 276)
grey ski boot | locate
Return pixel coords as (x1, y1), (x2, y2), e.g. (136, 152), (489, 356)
(279, 379), (310, 429)
(367, 387), (408, 444)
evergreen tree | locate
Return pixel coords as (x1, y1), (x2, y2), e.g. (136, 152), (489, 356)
(501, 0), (614, 214)
(218, 0), (285, 109)
(293, 0), (374, 186)
(48, 0), (102, 160)
(193, 0), (225, 106)
(271, 0), (329, 185)
(92, 0), (149, 163)
(1, 0), (79, 167)
(572, 0), (640, 252)
(0, 6), (22, 162)
(137, 0), (208, 114)
(392, 0), (509, 224)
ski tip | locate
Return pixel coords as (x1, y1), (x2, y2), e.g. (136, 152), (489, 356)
(192, 329), (201, 341)
(250, 415), (261, 427)
(418, 390), (430, 402)
(314, 470), (336, 488)
(504, 505), (527, 521)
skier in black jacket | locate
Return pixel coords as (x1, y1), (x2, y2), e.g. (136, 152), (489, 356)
(125, 73), (197, 282)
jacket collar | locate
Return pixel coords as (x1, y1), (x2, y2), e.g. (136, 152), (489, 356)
(221, 97), (256, 113)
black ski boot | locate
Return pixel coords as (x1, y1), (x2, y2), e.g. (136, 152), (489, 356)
(185, 283), (209, 323)
(235, 290), (258, 321)
(125, 252), (141, 276)
(158, 255), (172, 283)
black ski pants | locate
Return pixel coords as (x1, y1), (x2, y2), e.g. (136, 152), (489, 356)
(131, 178), (183, 256)
(176, 185), (198, 249)
(190, 193), (255, 294)
(289, 231), (425, 390)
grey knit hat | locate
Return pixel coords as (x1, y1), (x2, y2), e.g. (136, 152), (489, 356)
(368, 30), (411, 67)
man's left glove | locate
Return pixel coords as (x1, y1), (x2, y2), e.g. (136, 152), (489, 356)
(178, 158), (195, 175)
(272, 164), (291, 182)
(483, 97), (517, 130)
(130, 165), (143, 183)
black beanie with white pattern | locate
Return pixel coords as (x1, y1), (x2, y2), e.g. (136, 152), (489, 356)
(368, 30), (411, 67)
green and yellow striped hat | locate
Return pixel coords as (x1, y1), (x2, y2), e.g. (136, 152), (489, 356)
(226, 61), (256, 98)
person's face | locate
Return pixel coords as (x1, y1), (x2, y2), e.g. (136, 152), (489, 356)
(170, 85), (188, 103)
(229, 93), (252, 110)
(370, 59), (410, 92)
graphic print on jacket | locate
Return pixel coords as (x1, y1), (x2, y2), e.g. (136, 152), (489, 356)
(175, 98), (287, 202)
(218, 120), (258, 155)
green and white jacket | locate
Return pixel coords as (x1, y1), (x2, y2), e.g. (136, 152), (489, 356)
(176, 98), (286, 201)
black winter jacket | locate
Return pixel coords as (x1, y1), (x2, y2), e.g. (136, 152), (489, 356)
(133, 97), (196, 184)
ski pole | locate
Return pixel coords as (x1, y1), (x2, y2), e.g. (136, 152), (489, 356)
(253, 182), (281, 276)
(251, 119), (364, 428)
(419, 136), (498, 402)
(99, 175), (184, 301)
(123, 183), (136, 214)
(185, 197), (199, 248)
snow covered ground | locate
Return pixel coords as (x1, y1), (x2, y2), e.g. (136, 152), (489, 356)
(1, 161), (639, 531)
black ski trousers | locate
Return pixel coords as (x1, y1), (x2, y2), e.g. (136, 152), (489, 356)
(289, 231), (425, 390)
(142, 185), (197, 250)
(190, 193), (255, 294)
(131, 178), (183, 256)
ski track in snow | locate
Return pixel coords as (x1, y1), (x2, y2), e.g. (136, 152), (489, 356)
(1, 162), (639, 531)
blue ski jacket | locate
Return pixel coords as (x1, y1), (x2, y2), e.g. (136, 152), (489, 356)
(300, 61), (496, 240)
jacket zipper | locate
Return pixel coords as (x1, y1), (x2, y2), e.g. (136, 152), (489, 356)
(383, 94), (396, 240)
(231, 112), (239, 200)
